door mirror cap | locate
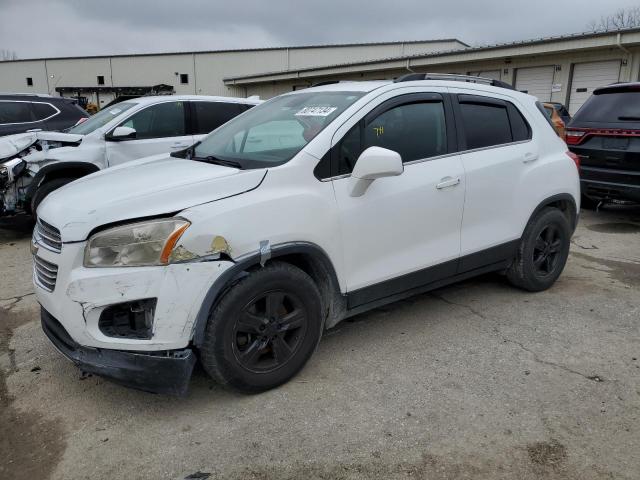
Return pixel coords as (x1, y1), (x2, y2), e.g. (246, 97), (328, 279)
(109, 126), (136, 141)
(349, 146), (403, 197)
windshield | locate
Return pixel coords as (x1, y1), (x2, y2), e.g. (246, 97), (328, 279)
(67, 102), (136, 135)
(192, 91), (365, 167)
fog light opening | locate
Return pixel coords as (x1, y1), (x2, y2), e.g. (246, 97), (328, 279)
(98, 299), (157, 339)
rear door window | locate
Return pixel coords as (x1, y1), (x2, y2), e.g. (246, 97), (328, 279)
(457, 95), (531, 150)
(192, 102), (248, 135)
(0, 101), (36, 124)
(458, 101), (512, 149)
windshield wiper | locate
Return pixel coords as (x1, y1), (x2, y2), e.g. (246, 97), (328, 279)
(618, 116), (640, 121)
(192, 155), (244, 169)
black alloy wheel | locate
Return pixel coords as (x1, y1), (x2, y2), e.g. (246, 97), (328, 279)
(233, 290), (307, 373)
(200, 262), (323, 393)
(532, 225), (563, 277)
(506, 207), (571, 292)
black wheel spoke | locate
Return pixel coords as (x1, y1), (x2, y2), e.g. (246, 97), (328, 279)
(237, 311), (265, 334)
(239, 339), (265, 366)
(279, 309), (304, 331)
(549, 239), (562, 253)
(534, 253), (546, 268)
(534, 238), (547, 252)
(272, 336), (293, 363)
(266, 292), (285, 318)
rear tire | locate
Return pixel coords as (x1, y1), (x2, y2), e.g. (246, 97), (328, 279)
(199, 262), (323, 393)
(507, 208), (571, 292)
(30, 178), (74, 218)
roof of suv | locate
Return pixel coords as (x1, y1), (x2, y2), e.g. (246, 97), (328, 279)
(127, 95), (262, 106)
(593, 82), (640, 95)
(297, 79), (533, 101)
(0, 93), (70, 102)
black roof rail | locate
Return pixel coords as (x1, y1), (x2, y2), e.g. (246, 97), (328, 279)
(394, 73), (515, 90)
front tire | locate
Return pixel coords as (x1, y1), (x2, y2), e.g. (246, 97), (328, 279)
(507, 208), (571, 292)
(199, 262), (323, 393)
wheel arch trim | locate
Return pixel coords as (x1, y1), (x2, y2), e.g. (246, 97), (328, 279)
(26, 161), (100, 204)
(191, 241), (342, 347)
(527, 193), (578, 233)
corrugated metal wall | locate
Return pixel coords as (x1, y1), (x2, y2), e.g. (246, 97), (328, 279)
(0, 40), (463, 99)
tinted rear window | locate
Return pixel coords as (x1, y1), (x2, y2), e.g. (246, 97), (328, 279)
(193, 102), (248, 135)
(0, 101), (34, 124)
(459, 102), (512, 149)
(574, 91), (640, 123)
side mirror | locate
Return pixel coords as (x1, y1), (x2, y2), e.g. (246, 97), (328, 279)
(109, 126), (136, 141)
(349, 146), (403, 197)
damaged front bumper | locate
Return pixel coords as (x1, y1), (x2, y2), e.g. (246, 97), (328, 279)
(1, 159), (31, 215)
(34, 236), (236, 395)
(41, 307), (196, 395)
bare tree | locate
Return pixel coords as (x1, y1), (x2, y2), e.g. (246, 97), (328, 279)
(587, 7), (640, 31)
(0, 49), (18, 61)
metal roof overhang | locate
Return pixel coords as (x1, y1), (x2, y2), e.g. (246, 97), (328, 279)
(55, 84), (174, 93)
(223, 28), (640, 86)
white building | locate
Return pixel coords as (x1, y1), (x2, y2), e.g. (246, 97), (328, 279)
(2, 28), (640, 114)
(0, 39), (465, 107)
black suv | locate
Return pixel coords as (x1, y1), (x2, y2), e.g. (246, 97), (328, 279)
(567, 83), (640, 206)
(0, 94), (89, 137)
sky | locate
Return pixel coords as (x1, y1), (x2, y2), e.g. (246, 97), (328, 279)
(0, 0), (638, 59)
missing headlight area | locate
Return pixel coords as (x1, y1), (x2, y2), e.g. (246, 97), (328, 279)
(98, 298), (157, 339)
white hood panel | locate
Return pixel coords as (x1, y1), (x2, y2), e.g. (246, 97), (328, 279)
(0, 131), (84, 161)
(37, 156), (266, 241)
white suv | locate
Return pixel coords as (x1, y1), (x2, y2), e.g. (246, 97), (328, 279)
(33, 75), (580, 395)
(0, 95), (260, 217)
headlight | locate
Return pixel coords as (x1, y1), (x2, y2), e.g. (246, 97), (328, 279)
(84, 218), (190, 268)
(0, 166), (8, 188)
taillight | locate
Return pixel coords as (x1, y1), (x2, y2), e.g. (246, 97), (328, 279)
(566, 151), (580, 169)
(565, 130), (586, 145)
(74, 117), (88, 126)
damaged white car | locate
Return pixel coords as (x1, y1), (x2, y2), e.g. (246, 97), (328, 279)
(33, 75), (580, 396)
(0, 95), (260, 217)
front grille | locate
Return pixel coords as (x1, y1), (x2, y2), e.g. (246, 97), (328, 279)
(34, 255), (58, 292)
(36, 218), (62, 252)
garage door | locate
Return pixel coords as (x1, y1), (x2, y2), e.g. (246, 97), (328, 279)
(515, 66), (555, 101)
(568, 60), (621, 115)
(468, 70), (501, 81)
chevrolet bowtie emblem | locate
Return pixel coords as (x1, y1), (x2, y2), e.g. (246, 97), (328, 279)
(31, 238), (39, 256)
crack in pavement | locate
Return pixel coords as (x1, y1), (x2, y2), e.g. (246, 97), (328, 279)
(0, 292), (35, 303)
(430, 292), (606, 383)
(500, 336), (605, 383)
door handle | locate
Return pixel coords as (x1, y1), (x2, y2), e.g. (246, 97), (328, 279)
(436, 176), (460, 190)
(171, 143), (189, 149)
(523, 152), (539, 163)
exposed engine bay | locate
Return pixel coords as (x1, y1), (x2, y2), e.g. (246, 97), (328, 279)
(0, 133), (83, 215)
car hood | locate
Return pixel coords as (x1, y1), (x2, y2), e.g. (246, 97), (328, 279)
(0, 131), (84, 161)
(37, 156), (267, 242)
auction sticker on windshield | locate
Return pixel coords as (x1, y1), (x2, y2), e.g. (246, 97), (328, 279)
(295, 106), (337, 117)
